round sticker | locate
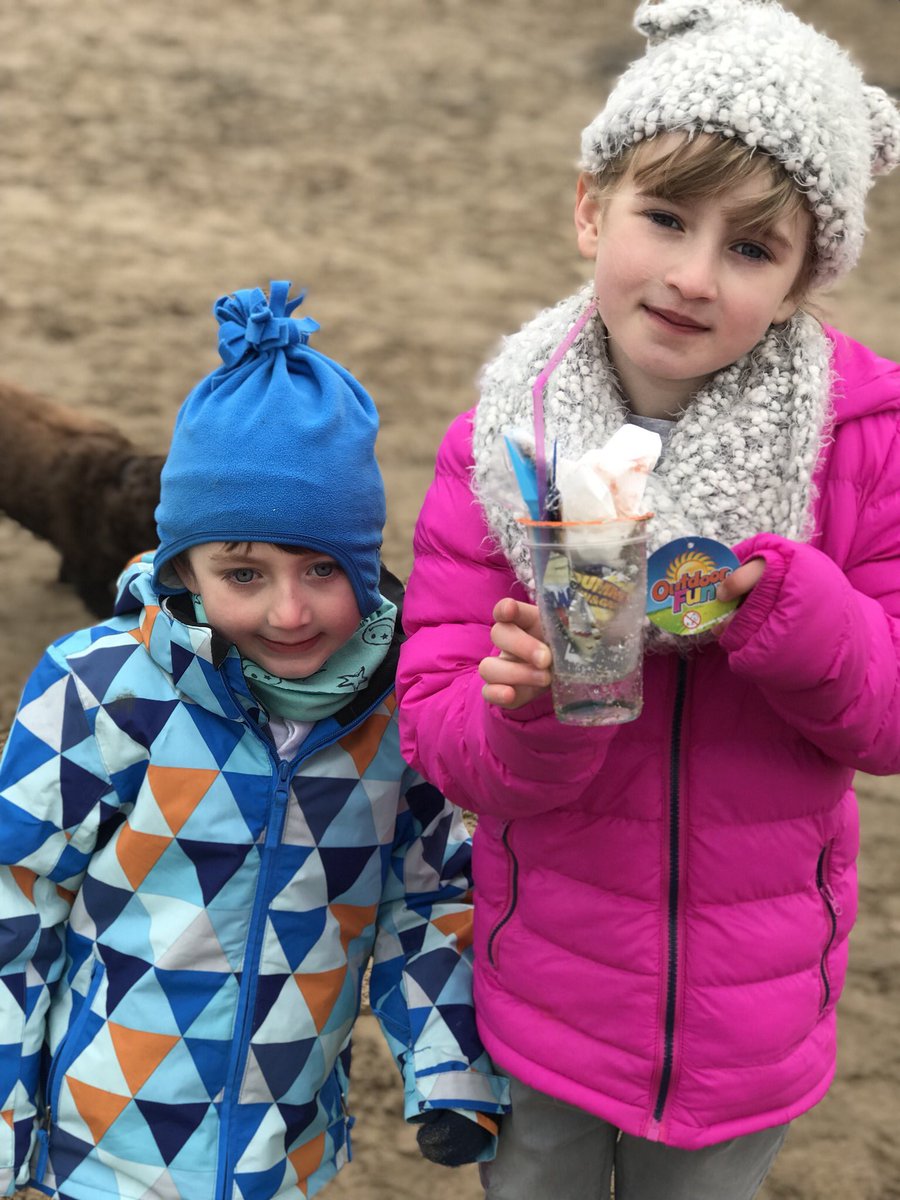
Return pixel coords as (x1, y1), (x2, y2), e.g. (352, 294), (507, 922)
(646, 537), (740, 636)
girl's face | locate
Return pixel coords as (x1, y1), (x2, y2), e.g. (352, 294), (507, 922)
(574, 140), (812, 418)
(177, 542), (361, 679)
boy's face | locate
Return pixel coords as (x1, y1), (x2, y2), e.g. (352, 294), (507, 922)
(574, 137), (812, 417)
(177, 543), (362, 679)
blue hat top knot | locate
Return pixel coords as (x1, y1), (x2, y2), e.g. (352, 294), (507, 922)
(215, 280), (321, 368)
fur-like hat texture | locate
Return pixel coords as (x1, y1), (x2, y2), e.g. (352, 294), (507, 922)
(580, 0), (900, 286)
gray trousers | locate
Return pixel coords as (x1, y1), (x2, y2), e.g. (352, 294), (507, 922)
(481, 1076), (789, 1200)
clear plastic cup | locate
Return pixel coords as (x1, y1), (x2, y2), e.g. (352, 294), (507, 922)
(519, 518), (648, 726)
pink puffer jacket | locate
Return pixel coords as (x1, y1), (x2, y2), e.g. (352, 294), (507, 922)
(396, 327), (900, 1150)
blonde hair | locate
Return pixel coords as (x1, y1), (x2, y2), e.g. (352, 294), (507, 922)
(586, 134), (817, 303)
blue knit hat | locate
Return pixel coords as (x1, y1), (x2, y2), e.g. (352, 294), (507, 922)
(153, 281), (385, 616)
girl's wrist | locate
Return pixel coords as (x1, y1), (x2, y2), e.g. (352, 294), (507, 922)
(718, 538), (792, 651)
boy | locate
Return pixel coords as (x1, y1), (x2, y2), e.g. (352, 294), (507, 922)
(0, 282), (507, 1200)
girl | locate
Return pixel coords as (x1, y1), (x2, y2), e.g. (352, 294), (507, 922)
(395, 1), (900, 1197)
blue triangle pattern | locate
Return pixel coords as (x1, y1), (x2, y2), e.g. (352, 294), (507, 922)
(276, 1098), (319, 1144)
(0, 723), (57, 778)
(234, 1158), (287, 1200)
(317, 845), (377, 903)
(107, 759), (148, 805)
(177, 837), (255, 907)
(183, 1036), (232, 1099)
(43, 1123), (98, 1191)
(223, 1101), (270, 1164)
(135, 1098), (210, 1163)
(61, 676), (92, 746)
(222, 771), (270, 840)
(154, 967), (231, 1035)
(169, 641), (198, 687)
(185, 702), (245, 768)
(397, 921), (428, 959)
(0, 914), (38, 965)
(250, 974), (292, 1035)
(59, 757), (110, 829)
(101, 945), (153, 1013)
(268, 844), (316, 900)
(68, 642), (136, 705)
(102, 697), (180, 752)
(267, 907), (328, 973)
(295, 776), (358, 844)
(79, 874), (133, 938)
(252, 1038), (319, 1102)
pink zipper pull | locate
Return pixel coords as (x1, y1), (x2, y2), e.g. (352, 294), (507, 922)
(644, 1116), (662, 1142)
(822, 883), (843, 916)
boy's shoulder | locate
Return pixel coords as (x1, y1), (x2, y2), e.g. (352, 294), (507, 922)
(30, 557), (209, 713)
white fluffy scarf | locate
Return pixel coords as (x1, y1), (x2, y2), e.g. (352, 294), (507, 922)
(473, 285), (833, 594)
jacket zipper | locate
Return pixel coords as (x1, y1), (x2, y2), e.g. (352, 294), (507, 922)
(217, 757), (293, 1200)
(816, 843), (842, 1011)
(37, 956), (105, 1180)
(216, 684), (393, 1198)
(651, 656), (688, 1132)
(486, 823), (519, 968)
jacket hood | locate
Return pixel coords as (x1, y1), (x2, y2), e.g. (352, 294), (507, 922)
(112, 553), (251, 720)
(827, 326), (900, 424)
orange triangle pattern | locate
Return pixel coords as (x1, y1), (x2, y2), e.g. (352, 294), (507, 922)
(136, 605), (161, 651)
(109, 1022), (180, 1095)
(146, 765), (219, 834)
(67, 1077), (130, 1145)
(329, 903), (377, 955)
(10, 866), (36, 902)
(288, 1130), (326, 1192)
(114, 826), (171, 890)
(293, 967), (347, 1034)
(476, 1111), (499, 1134)
(432, 910), (474, 954)
(1, 1109), (13, 1130)
(338, 712), (391, 778)
(56, 884), (77, 908)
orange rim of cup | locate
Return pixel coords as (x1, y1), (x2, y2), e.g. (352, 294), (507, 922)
(515, 513), (654, 528)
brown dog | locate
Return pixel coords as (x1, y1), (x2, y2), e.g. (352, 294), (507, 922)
(0, 380), (164, 616)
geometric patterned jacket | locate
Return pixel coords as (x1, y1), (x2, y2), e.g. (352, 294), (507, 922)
(0, 557), (507, 1200)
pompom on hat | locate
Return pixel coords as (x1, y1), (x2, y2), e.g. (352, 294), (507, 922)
(153, 281), (385, 616)
(580, 0), (900, 287)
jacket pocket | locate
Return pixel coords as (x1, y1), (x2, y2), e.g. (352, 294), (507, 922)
(815, 843), (842, 1013)
(39, 956), (106, 1171)
(486, 823), (519, 969)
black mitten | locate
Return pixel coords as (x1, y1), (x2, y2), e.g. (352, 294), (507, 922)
(414, 1108), (496, 1167)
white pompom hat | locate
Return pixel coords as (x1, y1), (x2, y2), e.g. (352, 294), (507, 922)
(580, 0), (900, 287)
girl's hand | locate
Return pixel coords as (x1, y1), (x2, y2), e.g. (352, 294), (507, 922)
(717, 557), (766, 604)
(479, 598), (553, 709)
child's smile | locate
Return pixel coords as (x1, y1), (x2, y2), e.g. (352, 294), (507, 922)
(642, 305), (711, 334)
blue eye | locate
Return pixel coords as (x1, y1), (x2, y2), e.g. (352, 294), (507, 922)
(734, 241), (770, 262)
(310, 561), (336, 578)
(229, 568), (257, 584)
(647, 210), (682, 230)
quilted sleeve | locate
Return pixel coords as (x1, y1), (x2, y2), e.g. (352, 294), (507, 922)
(368, 767), (508, 1148)
(0, 648), (117, 1195)
(396, 413), (620, 820)
(719, 417), (900, 774)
